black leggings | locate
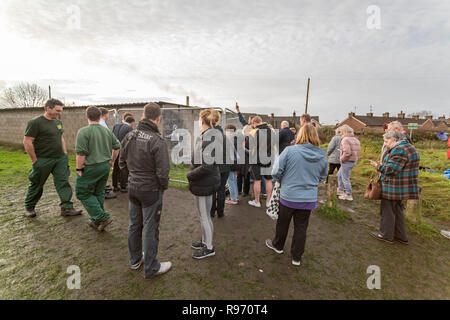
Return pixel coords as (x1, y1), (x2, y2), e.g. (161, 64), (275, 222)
(211, 171), (230, 216)
(272, 203), (311, 261)
(326, 163), (341, 183)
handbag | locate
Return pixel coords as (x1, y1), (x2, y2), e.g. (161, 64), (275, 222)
(364, 172), (382, 200)
(266, 181), (280, 220)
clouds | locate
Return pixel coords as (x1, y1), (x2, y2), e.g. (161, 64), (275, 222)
(0, 0), (449, 122)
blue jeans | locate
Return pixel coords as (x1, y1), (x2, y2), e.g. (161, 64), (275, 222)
(128, 190), (162, 277)
(337, 162), (356, 195)
(227, 171), (238, 201)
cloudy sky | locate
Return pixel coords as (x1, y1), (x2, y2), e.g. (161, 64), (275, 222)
(0, 0), (449, 124)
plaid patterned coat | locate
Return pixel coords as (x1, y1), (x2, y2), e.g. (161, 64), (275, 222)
(376, 140), (420, 200)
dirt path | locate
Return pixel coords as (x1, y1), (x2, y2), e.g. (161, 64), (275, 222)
(0, 183), (449, 299)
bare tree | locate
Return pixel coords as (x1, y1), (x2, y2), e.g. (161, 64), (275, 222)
(1, 83), (48, 108)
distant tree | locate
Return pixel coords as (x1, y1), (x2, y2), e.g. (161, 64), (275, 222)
(1, 83), (48, 108)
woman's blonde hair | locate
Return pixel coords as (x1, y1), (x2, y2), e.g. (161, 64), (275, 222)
(338, 124), (353, 135)
(199, 109), (221, 128)
(295, 124), (321, 147)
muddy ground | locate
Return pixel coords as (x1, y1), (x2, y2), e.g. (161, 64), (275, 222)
(1, 175), (449, 299)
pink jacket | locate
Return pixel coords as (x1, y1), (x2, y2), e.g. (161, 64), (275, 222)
(340, 133), (361, 163)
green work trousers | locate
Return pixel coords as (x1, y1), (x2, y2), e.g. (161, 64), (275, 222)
(25, 154), (74, 210)
(75, 162), (111, 224)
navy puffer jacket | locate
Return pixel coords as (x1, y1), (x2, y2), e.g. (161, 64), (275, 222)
(187, 128), (221, 196)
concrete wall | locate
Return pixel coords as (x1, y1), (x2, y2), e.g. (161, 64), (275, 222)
(0, 106), (202, 153)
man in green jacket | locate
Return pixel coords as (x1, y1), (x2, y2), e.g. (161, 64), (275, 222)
(75, 106), (121, 231)
(24, 99), (82, 218)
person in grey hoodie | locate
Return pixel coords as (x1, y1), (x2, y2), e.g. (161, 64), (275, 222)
(326, 128), (341, 183)
(265, 124), (327, 266)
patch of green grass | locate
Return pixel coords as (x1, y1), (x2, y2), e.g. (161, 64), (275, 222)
(316, 202), (351, 223)
(405, 220), (440, 239)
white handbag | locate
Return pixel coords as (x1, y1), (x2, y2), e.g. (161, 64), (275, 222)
(266, 181), (280, 220)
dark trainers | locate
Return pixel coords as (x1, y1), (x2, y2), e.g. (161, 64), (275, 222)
(113, 187), (120, 192)
(120, 188), (128, 193)
(105, 192), (117, 199)
(97, 218), (113, 231)
(61, 208), (83, 217)
(25, 208), (37, 218)
(394, 237), (409, 245)
(369, 232), (394, 244)
(191, 241), (206, 250)
(192, 247), (215, 259)
(265, 239), (284, 254)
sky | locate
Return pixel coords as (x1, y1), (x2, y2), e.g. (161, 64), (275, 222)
(0, 0), (449, 124)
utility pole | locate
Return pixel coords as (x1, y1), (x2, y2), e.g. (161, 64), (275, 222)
(305, 77), (310, 114)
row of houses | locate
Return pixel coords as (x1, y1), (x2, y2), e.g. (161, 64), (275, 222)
(337, 111), (450, 132)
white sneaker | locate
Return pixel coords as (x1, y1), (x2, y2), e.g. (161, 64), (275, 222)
(266, 202), (270, 207)
(292, 260), (301, 266)
(130, 252), (144, 270)
(339, 194), (353, 201)
(248, 200), (261, 208)
(441, 230), (450, 239)
(337, 188), (345, 196)
(155, 261), (172, 275)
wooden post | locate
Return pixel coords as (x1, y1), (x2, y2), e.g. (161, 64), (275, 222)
(405, 187), (422, 224)
(305, 77), (310, 114)
(327, 174), (337, 207)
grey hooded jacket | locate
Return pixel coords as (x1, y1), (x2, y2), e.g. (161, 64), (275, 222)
(327, 134), (341, 164)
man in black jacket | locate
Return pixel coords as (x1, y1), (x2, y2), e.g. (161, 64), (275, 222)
(248, 116), (273, 208)
(210, 125), (232, 218)
(278, 120), (295, 154)
(112, 116), (135, 192)
(119, 103), (172, 278)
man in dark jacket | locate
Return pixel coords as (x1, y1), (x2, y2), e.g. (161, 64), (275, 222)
(278, 120), (295, 154)
(248, 116), (273, 208)
(210, 125), (232, 218)
(119, 103), (172, 278)
(112, 116), (135, 192)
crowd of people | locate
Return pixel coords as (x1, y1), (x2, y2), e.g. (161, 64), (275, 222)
(22, 99), (427, 278)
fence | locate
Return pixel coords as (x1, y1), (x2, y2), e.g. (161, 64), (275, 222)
(0, 105), (267, 185)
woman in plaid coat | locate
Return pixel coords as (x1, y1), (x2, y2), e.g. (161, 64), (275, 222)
(369, 131), (420, 244)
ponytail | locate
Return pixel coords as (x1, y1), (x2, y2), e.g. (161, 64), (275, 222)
(200, 109), (221, 127)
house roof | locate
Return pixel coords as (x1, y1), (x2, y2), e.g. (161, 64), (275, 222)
(353, 115), (427, 126)
(345, 114), (448, 129)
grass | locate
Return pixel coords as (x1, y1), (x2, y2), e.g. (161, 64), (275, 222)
(316, 200), (351, 223)
(0, 139), (449, 300)
(347, 136), (449, 226)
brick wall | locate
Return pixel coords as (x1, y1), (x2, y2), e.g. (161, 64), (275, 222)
(0, 107), (90, 151)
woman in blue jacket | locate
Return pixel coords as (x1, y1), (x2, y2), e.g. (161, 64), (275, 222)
(266, 124), (328, 266)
